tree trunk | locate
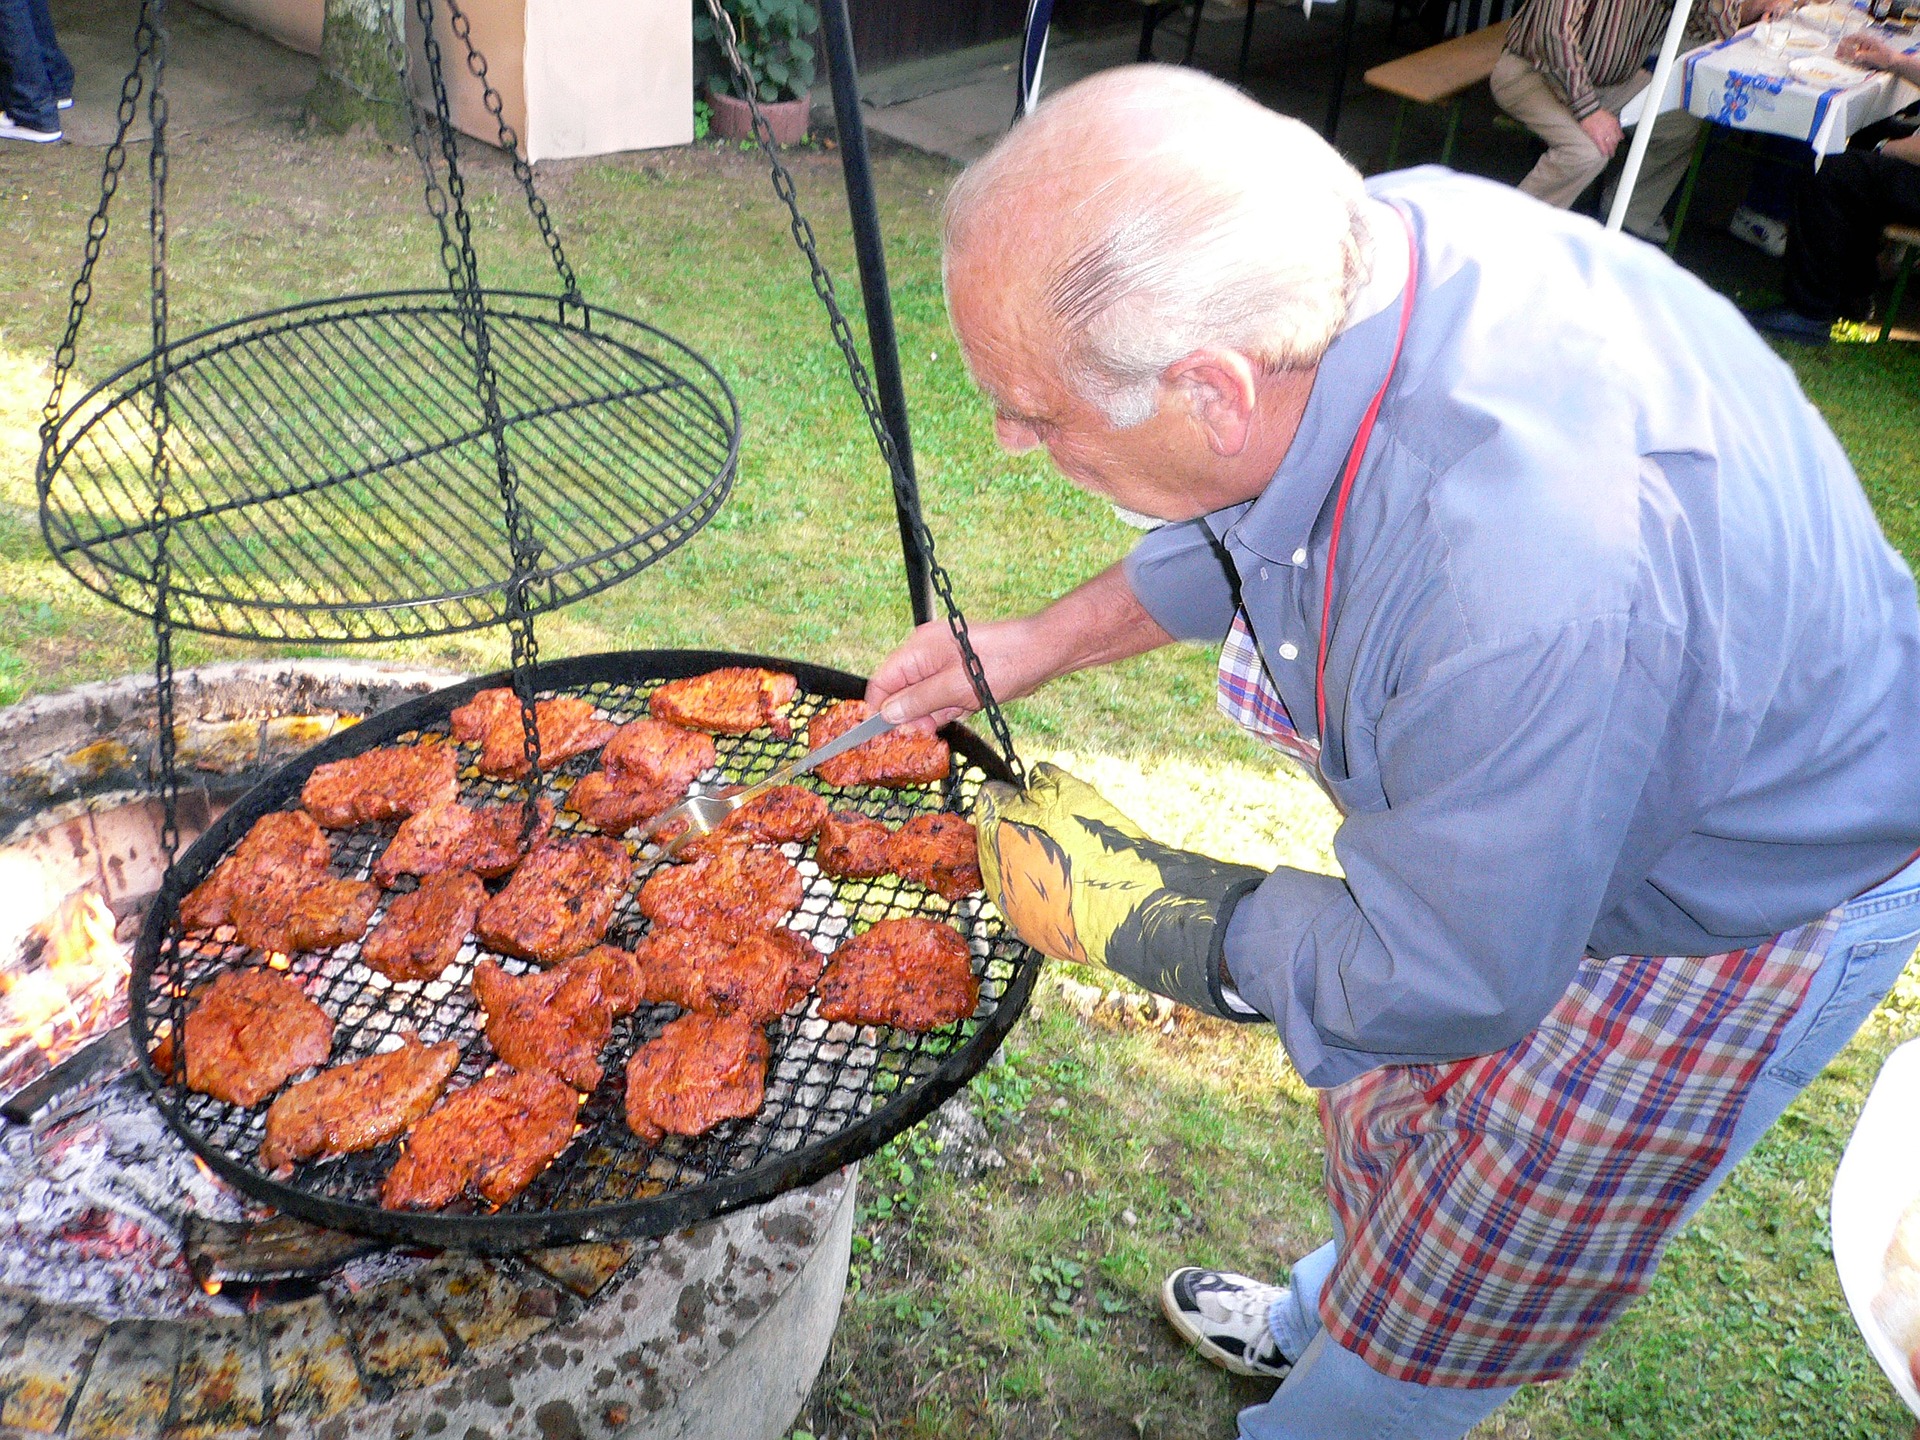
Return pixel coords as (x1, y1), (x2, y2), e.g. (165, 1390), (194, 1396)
(308, 0), (409, 138)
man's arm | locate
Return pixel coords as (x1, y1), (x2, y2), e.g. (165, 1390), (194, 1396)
(1838, 33), (1920, 87)
(865, 563), (1176, 727)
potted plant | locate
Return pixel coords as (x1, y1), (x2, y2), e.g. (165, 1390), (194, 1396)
(694, 0), (819, 145)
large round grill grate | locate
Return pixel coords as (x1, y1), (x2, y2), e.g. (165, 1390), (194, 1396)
(38, 293), (740, 644)
(128, 652), (1040, 1251)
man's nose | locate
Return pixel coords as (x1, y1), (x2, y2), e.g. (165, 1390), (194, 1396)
(995, 415), (1042, 454)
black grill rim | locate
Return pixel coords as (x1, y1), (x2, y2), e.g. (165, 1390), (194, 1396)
(127, 649), (1039, 1252)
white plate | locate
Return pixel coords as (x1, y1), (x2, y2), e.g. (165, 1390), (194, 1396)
(1833, 1037), (1920, 1418)
(1798, 1), (1859, 25)
(1791, 52), (1872, 81)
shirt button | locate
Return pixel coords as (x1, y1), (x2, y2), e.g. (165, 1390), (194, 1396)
(1278, 642), (1299, 661)
(1292, 547), (1307, 565)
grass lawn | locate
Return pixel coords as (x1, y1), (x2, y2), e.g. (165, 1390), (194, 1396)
(5, 120), (1920, 1440)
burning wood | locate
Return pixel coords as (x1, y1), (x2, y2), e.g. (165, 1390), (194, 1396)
(0, 889), (132, 1099)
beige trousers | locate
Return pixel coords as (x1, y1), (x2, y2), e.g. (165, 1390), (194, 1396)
(1489, 50), (1702, 236)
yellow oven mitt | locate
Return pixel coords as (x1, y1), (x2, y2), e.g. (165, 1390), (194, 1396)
(974, 763), (1266, 1020)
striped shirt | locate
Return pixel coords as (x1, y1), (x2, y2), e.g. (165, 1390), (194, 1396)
(1502, 0), (1740, 119)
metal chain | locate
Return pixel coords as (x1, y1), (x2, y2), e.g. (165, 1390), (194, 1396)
(37, 1), (157, 463)
(438, 0), (580, 307)
(412, 0), (545, 799)
(698, 0), (1024, 781)
(376, 2), (466, 309)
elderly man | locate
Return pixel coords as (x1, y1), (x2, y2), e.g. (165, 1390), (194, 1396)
(869, 66), (1920, 1440)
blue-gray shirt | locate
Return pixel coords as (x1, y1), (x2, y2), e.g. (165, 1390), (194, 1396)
(1123, 169), (1920, 1089)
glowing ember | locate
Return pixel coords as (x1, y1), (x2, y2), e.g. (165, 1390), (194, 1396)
(0, 889), (130, 1082)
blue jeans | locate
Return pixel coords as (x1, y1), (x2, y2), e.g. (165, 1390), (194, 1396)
(0, 0), (72, 131)
(1241, 853), (1920, 1440)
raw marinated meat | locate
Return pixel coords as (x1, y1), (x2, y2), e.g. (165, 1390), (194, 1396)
(601, 718), (716, 788)
(373, 798), (553, 885)
(273, 877), (380, 953)
(361, 869), (487, 982)
(180, 811), (332, 932)
(649, 667), (798, 738)
(381, 1069), (580, 1209)
(817, 917), (978, 1032)
(182, 967), (336, 1107)
(636, 844), (802, 938)
(677, 785), (829, 860)
(451, 689), (618, 778)
(887, 813), (983, 900)
(476, 837), (632, 963)
(806, 700), (949, 788)
(471, 959), (613, 1091)
(813, 811), (892, 879)
(624, 1012), (770, 1145)
(631, 926), (825, 1021)
(300, 743), (458, 829)
(259, 1033), (460, 1172)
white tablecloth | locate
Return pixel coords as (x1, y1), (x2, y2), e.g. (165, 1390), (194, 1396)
(1623, 19), (1920, 158)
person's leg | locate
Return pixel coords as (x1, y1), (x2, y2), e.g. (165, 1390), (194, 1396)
(1265, 1239), (1338, 1361)
(1489, 53), (1608, 209)
(0, 0), (57, 131)
(24, 0), (71, 101)
(1785, 151), (1902, 321)
(1237, 1331), (1519, 1440)
(1681, 855), (1920, 1225)
(1619, 109), (1702, 236)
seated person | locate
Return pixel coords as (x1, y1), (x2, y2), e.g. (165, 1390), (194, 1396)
(1492, 0), (1779, 241)
(1, 0), (73, 142)
(1752, 34), (1920, 342)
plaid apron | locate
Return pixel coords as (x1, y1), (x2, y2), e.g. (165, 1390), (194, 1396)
(1217, 634), (1833, 1384)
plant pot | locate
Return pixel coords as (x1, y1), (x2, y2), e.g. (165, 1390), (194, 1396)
(707, 80), (810, 145)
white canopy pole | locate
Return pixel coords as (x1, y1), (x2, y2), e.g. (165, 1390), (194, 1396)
(1607, 0), (1698, 230)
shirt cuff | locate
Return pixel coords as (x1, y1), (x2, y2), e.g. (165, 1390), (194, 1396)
(1121, 520), (1239, 643)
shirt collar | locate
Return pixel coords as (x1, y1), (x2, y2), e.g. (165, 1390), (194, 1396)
(1209, 197), (1413, 566)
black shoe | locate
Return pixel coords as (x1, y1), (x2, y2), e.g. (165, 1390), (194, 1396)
(1748, 305), (1833, 344)
(1160, 1267), (1295, 1380)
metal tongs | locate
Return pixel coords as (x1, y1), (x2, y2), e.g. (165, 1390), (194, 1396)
(640, 711), (896, 860)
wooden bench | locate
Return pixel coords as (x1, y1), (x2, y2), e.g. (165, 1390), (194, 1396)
(1882, 223), (1920, 343)
(1364, 18), (1510, 167)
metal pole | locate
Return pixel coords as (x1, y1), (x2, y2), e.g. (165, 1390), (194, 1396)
(819, 0), (934, 626)
(1323, 0), (1362, 139)
(1608, 0), (1696, 231)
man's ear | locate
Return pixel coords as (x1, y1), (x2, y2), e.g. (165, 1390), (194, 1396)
(1163, 349), (1260, 456)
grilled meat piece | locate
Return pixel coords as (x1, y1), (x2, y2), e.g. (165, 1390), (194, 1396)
(888, 813), (983, 900)
(471, 958), (613, 1092)
(806, 700), (950, 789)
(818, 917), (978, 1032)
(624, 1012), (770, 1146)
(362, 869), (487, 982)
(275, 877), (381, 953)
(601, 718), (716, 788)
(677, 785), (829, 860)
(649, 667), (798, 738)
(451, 689), (618, 779)
(574, 945), (648, 1016)
(631, 926), (825, 1021)
(183, 967), (336, 1107)
(636, 844), (803, 938)
(373, 798), (553, 885)
(380, 1069), (580, 1210)
(476, 837), (633, 964)
(180, 811), (332, 932)
(813, 811), (892, 879)
(259, 1032), (460, 1172)
(569, 771), (685, 835)
(300, 743), (458, 829)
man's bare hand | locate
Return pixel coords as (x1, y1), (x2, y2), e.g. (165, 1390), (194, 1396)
(1838, 33), (1898, 70)
(865, 616), (1052, 729)
(1580, 109), (1625, 160)
(864, 561), (1179, 729)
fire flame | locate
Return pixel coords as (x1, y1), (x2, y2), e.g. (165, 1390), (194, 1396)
(1, 890), (130, 1061)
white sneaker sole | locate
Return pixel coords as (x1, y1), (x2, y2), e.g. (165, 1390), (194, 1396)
(1159, 1271), (1285, 1379)
(0, 128), (61, 143)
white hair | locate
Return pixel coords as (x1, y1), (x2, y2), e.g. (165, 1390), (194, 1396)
(943, 66), (1369, 427)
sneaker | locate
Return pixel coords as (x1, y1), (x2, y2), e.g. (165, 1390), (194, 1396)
(1730, 205), (1789, 259)
(1748, 305), (1834, 344)
(1161, 1267), (1295, 1380)
(0, 113), (60, 142)
(1626, 215), (1672, 246)
(57, 96), (74, 110)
